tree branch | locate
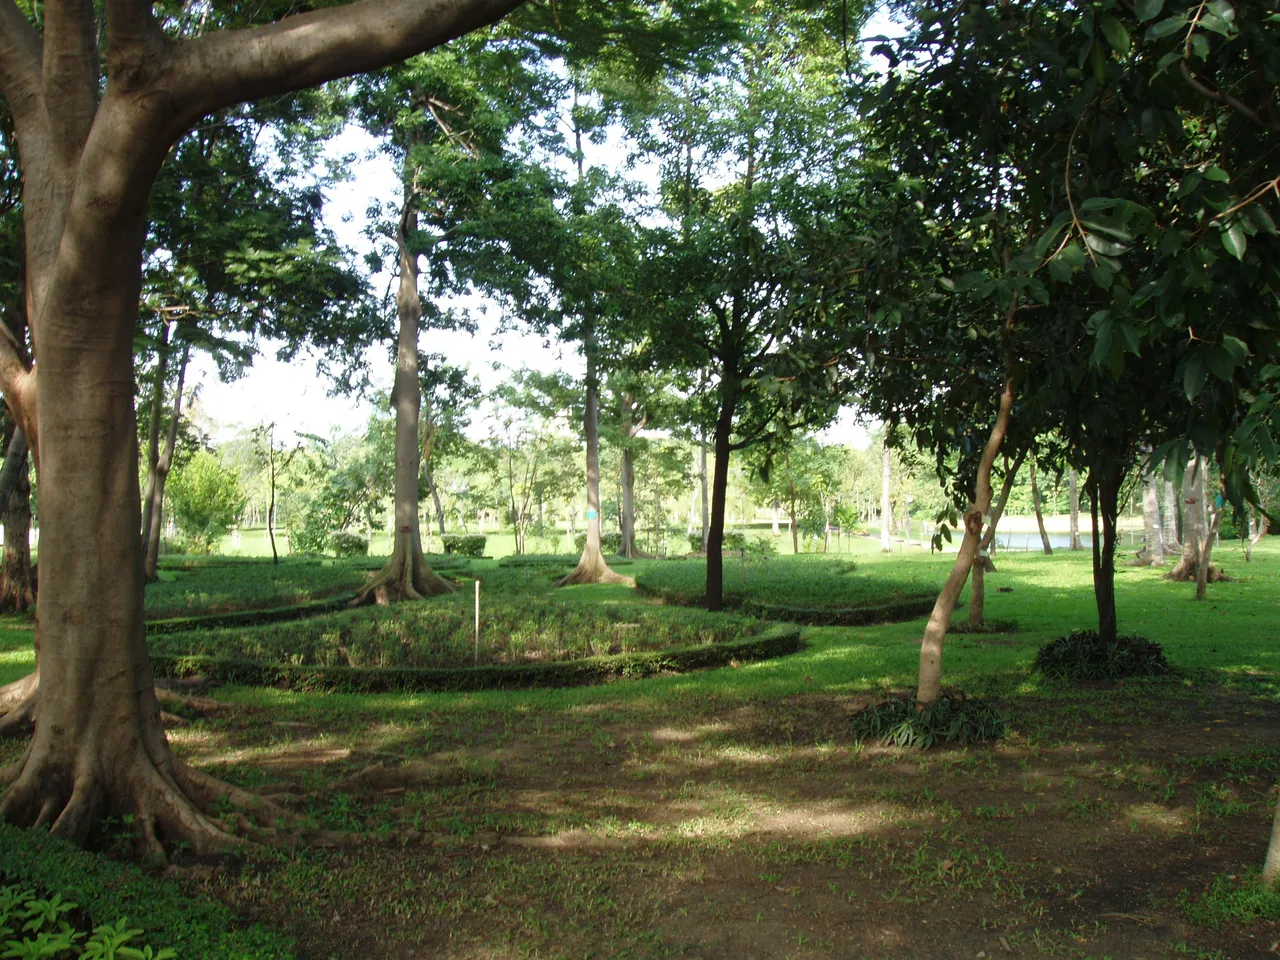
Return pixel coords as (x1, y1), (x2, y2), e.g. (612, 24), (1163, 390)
(42, 0), (100, 158)
(0, 0), (42, 125)
(168, 0), (527, 123)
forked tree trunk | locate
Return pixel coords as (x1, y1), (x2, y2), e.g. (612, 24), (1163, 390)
(704, 377), (738, 611)
(1031, 462), (1052, 555)
(967, 449), (1025, 629)
(143, 342), (189, 580)
(917, 374), (1015, 704)
(1090, 463), (1123, 643)
(1165, 457), (1221, 584)
(1134, 467), (1164, 566)
(558, 352), (627, 587)
(1195, 473), (1226, 602)
(355, 204), (456, 605)
(1162, 478), (1182, 553)
(880, 441), (892, 552)
(1068, 468), (1083, 550)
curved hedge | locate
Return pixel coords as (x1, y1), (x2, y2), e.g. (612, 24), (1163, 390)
(151, 624), (803, 694)
(145, 595), (356, 636)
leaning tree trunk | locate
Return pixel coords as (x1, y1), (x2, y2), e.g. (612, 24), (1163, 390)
(143, 342), (189, 581)
(1247, 511), (1268, 562)
(1068, 468), (1083, 550)
(558, 351), (628, 587)
(967, 447), (1027, 629)
(1162, 478), (1182, 553)
(1090, 463), (1124, 643)
(917, 374), (1015, 704)
(1031, 461), (1052, 555)
(1134, 467), (1164, 566)
(355, 205), (456, 605)
(704, 377), (739, 611)
(1195, 474), (1226, 602)
(880, 441), (892, 552)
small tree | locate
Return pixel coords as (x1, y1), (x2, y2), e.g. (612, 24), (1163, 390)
(166, 450), (247, 553)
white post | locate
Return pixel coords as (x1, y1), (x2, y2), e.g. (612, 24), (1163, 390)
(474, 578), (480, 665)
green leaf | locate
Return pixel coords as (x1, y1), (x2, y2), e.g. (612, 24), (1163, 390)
(1048, 257), (1074, 283)
(1190, 33), (1210, 59)
(1221, 334), (1248, 363)
(1198, 12), (1232, 35)
(1145, 15), (1186, 39)
(1222, 222), (1247, 260)
(1085, 233), (1128, 257)
(1100, 16), (1131, 56)
(1136, 0), (1165, 20)
(1090, 263), (1114, 289)
(1203, 166), (1230, 182)
(1183, 354), (1207, 400)
(1091, 41), (1107, 82)
(1247, 204), (1277, 235)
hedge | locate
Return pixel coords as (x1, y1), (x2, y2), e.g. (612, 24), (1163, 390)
(145, 595), (356, 636)
(635, 581), (939, 627)
(441, 534), (486, 557)
(150, 624), (803, 694)
(0, 823), (294, 959)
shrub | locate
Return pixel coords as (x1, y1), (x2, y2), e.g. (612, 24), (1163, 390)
(687, 533), (703, 553)
(850, 692), (1007, 748)
(1033, 630), (1170, 683)
(441, 534), (486, 557)
(328, 531), (368, 557)
(1177, 872), (1280, 930)
(572, 531), (622, 554)
(166, 450), (246, 553)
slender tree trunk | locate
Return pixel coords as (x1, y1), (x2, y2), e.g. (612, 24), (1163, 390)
(1087, 464), (1122, 642)
(619, 394), (637, 559)
(138, 323), (170, 552)
(705, 379), (738, 611)
(558, 351), (627, 586)
(143, 343), (189, 580)
(1195, 472), (1226, 601)
(1162, 478), (1183, 552)
(1165, 457), (1218, 583)
(355, 202), (455, 604)
(1264, 799), (1280, 885)
(700, 434), (709, 550)
(267, 447), (279, 564)
(917, 375), (1015, 704)
(1135, 467), (1165, 566)
(1247, 511), (1268, 562)
(786, 452), (799, 554)
(1068, 468), (1083, 550)
(880, 441), (892, 552)
(423, 462), (447, 537)
(1031, 462), (1052, 554)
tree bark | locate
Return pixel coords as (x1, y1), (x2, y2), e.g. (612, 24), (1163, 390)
(704, 378), (738, 611)
(1068, 467), (1083, 550)
(1162, 478), (1182, 553)
(917, 374), (1015, 704)
(558, 350), (627, 587)
(143, 342), (189, 580)
(1134, 467), (1165, 566)
(619, 393), (638, 559)
(1247, 510), (1268, 562)
(1031, 461), (1052, 554)
(786, 451), (799, 555)
(1165, 457), (1221, 584)
(1265, 797), (1280, 885)
(879, 440), (892, 552)
(355, 202), (455, 604)
(423, 462), (447, 537)
(1195, 473), (1226, 601)
(1090, 463), (1123, 643)
(138, 322), (170, 553)
(0, 451), (33, 613)
(699, 433), (709, 549)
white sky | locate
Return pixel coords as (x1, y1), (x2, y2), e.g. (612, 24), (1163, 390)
(192, 8), (908, 451)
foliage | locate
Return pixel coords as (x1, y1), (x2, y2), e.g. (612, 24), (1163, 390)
(441, 534), (486, 558)
(327, 532), (368, 557)
(165, 450), (247, 553)
(282, 424), (390, 556)
(1033, 630), (1171, 683)
(0, 885), (176, 959)
(0, 825), (292, 958)
(1177, 872), (1280, 931)
(573, 531), (622, 555)
(849, 693), (1008, 748)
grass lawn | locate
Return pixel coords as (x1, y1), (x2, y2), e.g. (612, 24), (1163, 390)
(1, 538), (1279, 958)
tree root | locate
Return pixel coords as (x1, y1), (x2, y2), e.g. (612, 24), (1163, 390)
(555, 546), (634, 587)
(1163, 561), (1226, 583)
(0, 691), (35, 737)
(1, 679), (231, 739)
(352, 544), (456, 606)
(0, 671), (37, 709)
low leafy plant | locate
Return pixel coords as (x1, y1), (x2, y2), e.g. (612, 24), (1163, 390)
(327, 532), (368, 557)
(0, 884), (178, 959)
(1176, 871), (1280, 930)
(441, 534), (486, 558)
(1033, 630), (1170, 682)
(572, 531), (622, 554)
(850, 692), (1007, 748)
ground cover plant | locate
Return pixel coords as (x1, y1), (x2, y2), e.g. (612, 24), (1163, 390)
(144, 560), (374, 618)
(1033, 630), (1172, 683)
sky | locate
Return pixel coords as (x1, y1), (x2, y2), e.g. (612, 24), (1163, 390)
(189, 6), (907, 451)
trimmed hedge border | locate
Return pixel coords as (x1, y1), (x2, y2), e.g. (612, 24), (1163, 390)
(0, 823), (294, 959)
(636, 582), (939, 627)
(150, 624), (803, 693)
(145, 595), (358, 636)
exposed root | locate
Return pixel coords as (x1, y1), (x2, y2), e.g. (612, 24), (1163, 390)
(1163, 561), (1226, 583)
(352, 546), (456, 606)
(0, 671), (37, 709)
(172, 759), (300, 826)
(154, 687), (228, 716)
(0, 692), (35, 737)
(556, 546), (634, 588)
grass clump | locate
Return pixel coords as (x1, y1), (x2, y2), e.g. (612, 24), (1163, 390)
(1177, 872), (1280, 930)
(1033, 630), (1170, 683)
(850, 692), (1007, 748)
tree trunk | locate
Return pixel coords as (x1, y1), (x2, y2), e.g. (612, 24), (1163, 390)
(1247, 511), (1268, 562)
(558, 351), (627, 587)
(880, 440), (892, 552)
(786, 452), (799, 555)
(1264, 798), (1280, 885)
(423, 462), (447, 537)
(1068, 468), (1083, 550)
(1090, 463), (1123, 643)
(1134, 467), (1165, 566)
(1031, 462), (1052, 555)
(1162, 478), (1182, 553)
(267, 445), (279, 564)
(354, 203), (456, 604)
(0, 452), (33, 613)
(1195, 473), (1226, 601)
(704, 379), (738, 611)
(619, 394), (637, 559)
(138, 323), (170, 553)
(1165, 457), (1220, 583)
(700, 434), (709, 550)
(917, 374), (1015, 704)
(143, 342), (189, 581)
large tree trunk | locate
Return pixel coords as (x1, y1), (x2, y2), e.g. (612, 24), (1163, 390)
(558, 351), (627, 587)
(0, 452), (33, 613)
(142, 342), (189, 580)
(879, 440), (892, 552)
(704, 379), (738, 611)
(355, 204), (455, 604)
(1162, 478), (1182, 553)
(1134, 467), (1165, 566)
(917, 374), (1015, 704)
(1195, 473), (1226, 601)
(1090, 463), (1123, 643)
(1068, 468), (1083, 550)
(1031, 461), (1052, 555)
